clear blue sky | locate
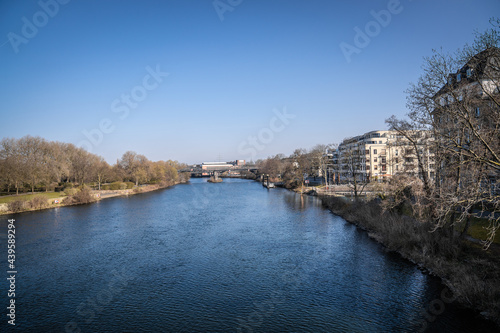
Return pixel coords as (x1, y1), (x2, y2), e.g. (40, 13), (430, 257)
(0, 0), (498, 164)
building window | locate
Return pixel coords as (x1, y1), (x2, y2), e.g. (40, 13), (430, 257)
(458, 95), (463, 101)
(365, 150), (369, 155)
(466, 68), (472, 78)
(381, 157), (386, 164)
(395, 150), (398, 156)
(457, 73), (461, 82)
(475, 107), (480, 117)
(396, 165), (399, 171)
(374, 165), (378, 170)
(374, 157), (377, 162)
(379, 141), (382, 144)
(374, 149), (377, 154)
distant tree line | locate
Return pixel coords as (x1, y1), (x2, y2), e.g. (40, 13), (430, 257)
(0, 135), (189, 195)
(256, 144), (334, 189)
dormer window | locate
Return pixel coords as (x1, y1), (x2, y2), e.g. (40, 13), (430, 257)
(466, 68), (472, 78)
(457, 73), (461, 82)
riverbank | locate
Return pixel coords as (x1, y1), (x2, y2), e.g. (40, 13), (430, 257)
(0, 180), (189, 215)
(319, 195), (500, 326)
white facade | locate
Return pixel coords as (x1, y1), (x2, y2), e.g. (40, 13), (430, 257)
(331, 130), (434, 183)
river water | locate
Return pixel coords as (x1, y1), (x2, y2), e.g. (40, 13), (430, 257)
(1, 178), (498, 332)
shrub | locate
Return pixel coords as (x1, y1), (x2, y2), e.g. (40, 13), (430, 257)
(7, 200), (27, 213)
(63, 187), (95, 205)
(29, 196), (49, 210)
(125, 182), (134, 189)
(64, 188), (78, 196)
(109, 182), (127, 190)
(73, 187), (95, 204)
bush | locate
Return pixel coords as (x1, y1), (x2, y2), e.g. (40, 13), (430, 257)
(29, 196), (49, 210)
(63, 187), (95, 205)
(125, 182), (134, 189)
(109, 182), (127, 190)
(73, 188), (95, 204)
(7, 200), (27, 213)
(64, 188), (78, 196)
(101, 184), (110, 190)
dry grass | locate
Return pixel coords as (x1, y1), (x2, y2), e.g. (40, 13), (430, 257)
(320, 195), (500, 324)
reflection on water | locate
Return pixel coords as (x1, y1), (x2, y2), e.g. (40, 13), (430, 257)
(1, 178), (497, 332)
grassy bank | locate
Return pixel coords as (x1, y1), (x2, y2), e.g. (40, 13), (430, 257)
(0, 192), (64, 204)
(0, 180), (188, 215)
(320, 195), (500, 325)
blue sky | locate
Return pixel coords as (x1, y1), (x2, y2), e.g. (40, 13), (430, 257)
(0, 0), (498, 164)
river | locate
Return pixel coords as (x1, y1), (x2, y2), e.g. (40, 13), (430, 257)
(1, 178), (498, 332)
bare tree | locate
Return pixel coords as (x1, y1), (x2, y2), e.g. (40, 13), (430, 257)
(394, 21), (500, 247)
(0, 138), (23, 195)
(338, 138), (368, 199)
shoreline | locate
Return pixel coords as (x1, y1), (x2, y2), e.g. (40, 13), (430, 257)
(0, 180), (189, 216)
(259, 180), (499, 327)
(315, 193), (500, 327)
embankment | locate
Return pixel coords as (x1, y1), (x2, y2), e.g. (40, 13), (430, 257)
(319, 195), (500, 326)
(0, 181), (189, 215)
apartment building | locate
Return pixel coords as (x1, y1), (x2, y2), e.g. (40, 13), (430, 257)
(329, 130), (434, 183)
(432, 47), (499, 186)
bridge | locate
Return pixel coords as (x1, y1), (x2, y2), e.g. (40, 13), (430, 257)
(179, 165), (259, 177)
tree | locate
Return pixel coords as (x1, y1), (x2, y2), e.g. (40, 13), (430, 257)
(0, 138), (23, 194)
(91, 156), (111, 190)
(385, 117), (434, 198)
(118, 151), (153, 186)
(17, 136), (47, 193)
(338, 138), (368, 198)
(70, 148), (93, 186)
(310, 143), (337, 186)
(393, 20), (500, 247)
